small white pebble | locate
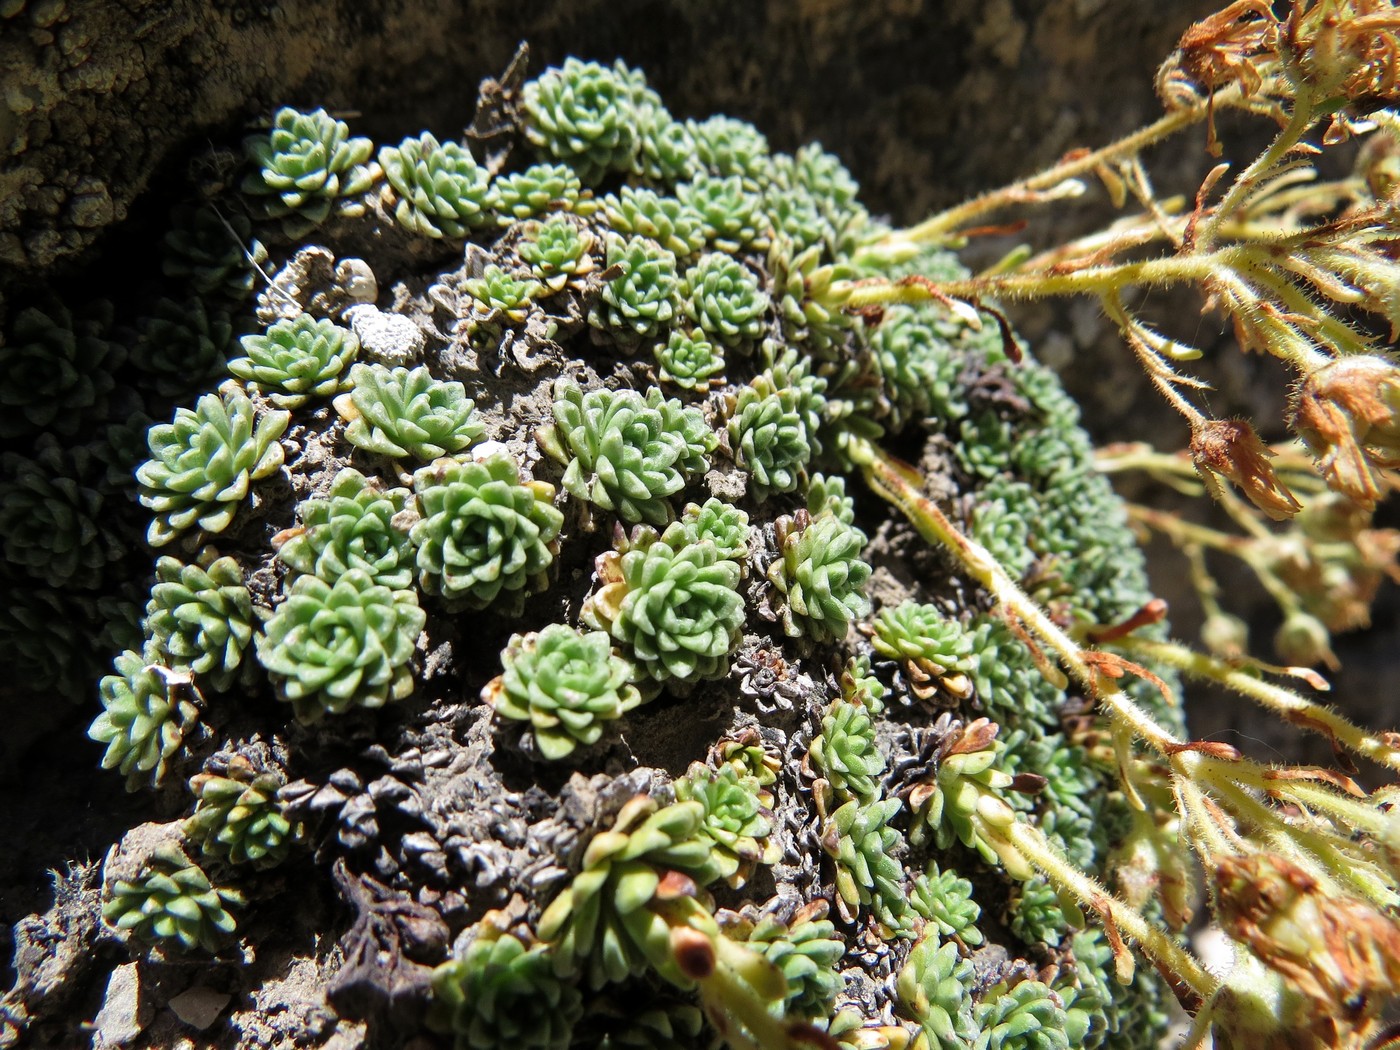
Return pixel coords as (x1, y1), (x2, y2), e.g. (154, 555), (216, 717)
(471, 440), (511, 464)
(345, 304), (424, 366)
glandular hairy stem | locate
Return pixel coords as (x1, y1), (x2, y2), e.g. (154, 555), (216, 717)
(1111, 634), (1400, 774)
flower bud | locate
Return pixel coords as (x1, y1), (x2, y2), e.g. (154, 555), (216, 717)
(1273, 612), (1338, 669)
(1202, 611), (1250, 660)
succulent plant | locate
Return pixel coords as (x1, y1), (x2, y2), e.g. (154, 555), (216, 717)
(902, 718), (1018, 867)
(484, 624), (642, 759)
(583, 531), (744, 684)
(129, 295), (235, 401)
(461, 263), (544, 329)
(162, 204), (267, 301)
(242, 106), (377, 235)
(727, 386), (811, 500)
(228, 314), (360, 408)
(103, 844), (243, 953)
(0, 586), (108, 703)
(88, 647), (202, 791)
(519, 215), (597, 292)
(410, 452), (563, 610)
(379, 131), (491, 237)
(580, 1000), (705, 1050)
(144, 554), (257, 691)
(869, 307), (965, 430)
(676, 498), (750, 563)
(672, 761), (779, 887)
(1010, 877), (1069, 948)
(872, 601), (975, 701)
(487, 163), (585, 223)
(622, 69), (694, 185)
(255, 569), (426, 724)
(0, 302), (122, 438)
(187, 758), (298, 869)
(823, 796), (912, 935)
(768, 238), (859, 355)
(541, 379), (713, 527)
(536, 794), (713, 988)
(136, 383), (290, 547)
(973, 981), (1070, 1050)
(521, 58), (639, 184)
(337, 363), (484, 461)
(676, 173), (766, 253)
(274, 467), (414, 589)
(769, 512), (872, 643)
(654, 329), (724, 392)
(761, 177), (832, 254)
(807, 473), (855, 525)
(589, 234), (681, 344)
(809, 699), (885, 804)
(896, 937), (976, 1050)
(686, 115), (772, 185)
(601, 186), (705, 259)
(0, 439), (122, 589)
(430, 923), (584, 1050)
(909, 862), (984, 947)
(737, 903), (845, 1021)
(680, 253), (769, 346)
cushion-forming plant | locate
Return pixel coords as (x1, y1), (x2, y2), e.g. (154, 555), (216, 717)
(242, 106), (378, 235)
(273, 467), (415, 589)
(255, 569), (427, 724)
(379, 131), (492, 238)
(541, 379), (713, 527)
(227, 314), (360, 408)
(337, 363), (484, 461)
(136, 383), (290, 547)
(409, 452), (564, 610)
(484, 623), (642, 759)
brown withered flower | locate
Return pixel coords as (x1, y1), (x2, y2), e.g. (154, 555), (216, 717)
(1170, 0), (1279, 99)
(1282, 0), (1400, 114)
(1190, 418), (1303, 520)
(1214, 852), (1400, 1047)
(1290, 354), (1400, 508)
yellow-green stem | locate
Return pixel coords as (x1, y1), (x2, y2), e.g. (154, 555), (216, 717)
(1111, 635), (1400, 774)
(885, 102), (1214, 246)
(1001, 819), (1217, 999)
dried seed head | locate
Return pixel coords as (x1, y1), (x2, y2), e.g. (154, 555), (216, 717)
(1190, 418), (1302, 520)
(1290, 355), (1400, 509)
(1214, 853), (1400, 1043)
